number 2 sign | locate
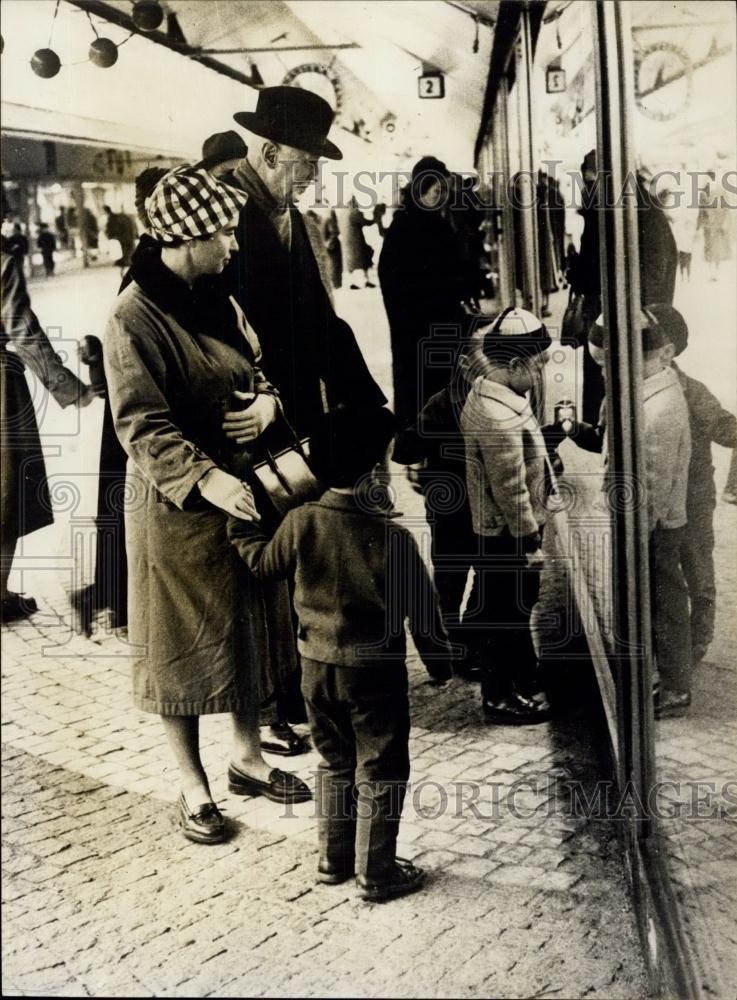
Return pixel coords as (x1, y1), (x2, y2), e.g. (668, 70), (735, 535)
(419, 72), (445, 99)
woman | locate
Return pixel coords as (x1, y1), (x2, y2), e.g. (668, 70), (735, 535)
(344, 196), (375, 289)
(378, 156), (467, 430)
(104, 166), (310, 845)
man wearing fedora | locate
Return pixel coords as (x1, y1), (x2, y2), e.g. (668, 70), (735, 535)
(222, 86), (386, 754)
(224, 86), (386, 435)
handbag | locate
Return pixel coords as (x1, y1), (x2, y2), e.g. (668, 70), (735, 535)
(560, 289), (587, 349)
(252, 416), (322, 516)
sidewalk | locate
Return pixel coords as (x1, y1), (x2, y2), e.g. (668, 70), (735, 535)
(2, 577), (648, 997)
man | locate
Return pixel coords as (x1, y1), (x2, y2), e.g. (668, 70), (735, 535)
(225, 86), (386, 438)
(224, 86), (386, 754)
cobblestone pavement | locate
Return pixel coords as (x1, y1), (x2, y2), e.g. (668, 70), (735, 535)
(2, 595), (649, 998)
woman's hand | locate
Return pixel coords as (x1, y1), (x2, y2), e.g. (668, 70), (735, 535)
(198, 468), (261, 521)
(223, 392), (278, 444)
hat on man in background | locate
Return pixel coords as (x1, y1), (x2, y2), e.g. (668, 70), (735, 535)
(197, 131), (248, 172)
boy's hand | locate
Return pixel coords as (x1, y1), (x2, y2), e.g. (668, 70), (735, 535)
(198, 469), (260, 521)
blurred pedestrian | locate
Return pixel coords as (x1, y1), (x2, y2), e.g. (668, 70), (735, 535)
(1, 247), (93, 623)
(37, 223), (56, 277)
(345, 196), (375, 289)
(5, 224), (28, 274)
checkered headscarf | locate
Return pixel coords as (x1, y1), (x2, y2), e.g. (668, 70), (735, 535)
(144, 165), (248, 244)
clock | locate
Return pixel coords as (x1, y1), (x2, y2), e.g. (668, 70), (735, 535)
(282, 63), (343, 120)
(635, 43), (692, 122)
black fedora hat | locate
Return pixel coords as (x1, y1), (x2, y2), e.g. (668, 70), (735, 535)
(234, 86), (342, 161)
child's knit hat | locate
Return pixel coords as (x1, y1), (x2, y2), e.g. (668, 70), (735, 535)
(481, 307), (552, 361)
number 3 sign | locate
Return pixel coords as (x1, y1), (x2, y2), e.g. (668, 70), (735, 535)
(419, 72), (445, 99)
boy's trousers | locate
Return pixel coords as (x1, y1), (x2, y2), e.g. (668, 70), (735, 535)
(428, 503), (482, 667)
(650, 526), (692, 692)
(301, 659), (410, 879)
(680, 500), (716, 653)
(464, 531), (541, 702)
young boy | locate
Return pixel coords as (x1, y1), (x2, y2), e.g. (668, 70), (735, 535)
(392, 336), (482, 680)
(228, 406), (452, 903)
(647, 304), (737, 668)
(586, 310), (692, 718)
(460, 307), (553, 725)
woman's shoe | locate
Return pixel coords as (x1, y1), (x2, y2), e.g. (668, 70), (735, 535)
(228, 763), (312, 803)
(259, 722), (310, 756)
(179, 794), (225, 844)
(1, 593), (38, 625)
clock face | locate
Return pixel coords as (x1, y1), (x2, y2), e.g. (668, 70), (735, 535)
(635, 43), (692, 121)
(282, 63), (343, 119)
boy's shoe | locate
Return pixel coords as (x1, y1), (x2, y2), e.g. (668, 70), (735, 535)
(654, 689), (691, 719)
(317, 860), (354, 885)
(483, 691), (551, 725)
(356, 858), (426, 903)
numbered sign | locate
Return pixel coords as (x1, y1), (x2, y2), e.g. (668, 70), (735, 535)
(546, 67), (567, 93)
(419, 73), (445, 99)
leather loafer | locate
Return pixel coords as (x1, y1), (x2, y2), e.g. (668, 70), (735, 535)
(227, 763), (312, 803)
(317, 859), (355, 885)
(179, 794), (225, 844)
(356, 858), (426, 903)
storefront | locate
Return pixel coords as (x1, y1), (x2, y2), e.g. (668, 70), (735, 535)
(1, 134), (179, 274)
(475, 3), (736, 997)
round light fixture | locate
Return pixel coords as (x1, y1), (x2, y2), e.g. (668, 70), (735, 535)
(132, 1), (164, 32)
(31, 47), (61, 78)
(89, 37), (118, 68)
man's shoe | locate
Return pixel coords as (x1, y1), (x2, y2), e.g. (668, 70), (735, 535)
(179, 794), (225, 844)
(1, 593), (38, 625)
(654, 689), (691, 719)
(356, 858), (426, 903)
(483, 692), (552, 725)
(227, 763), (311, 803)
(317, 859), (354, 885)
